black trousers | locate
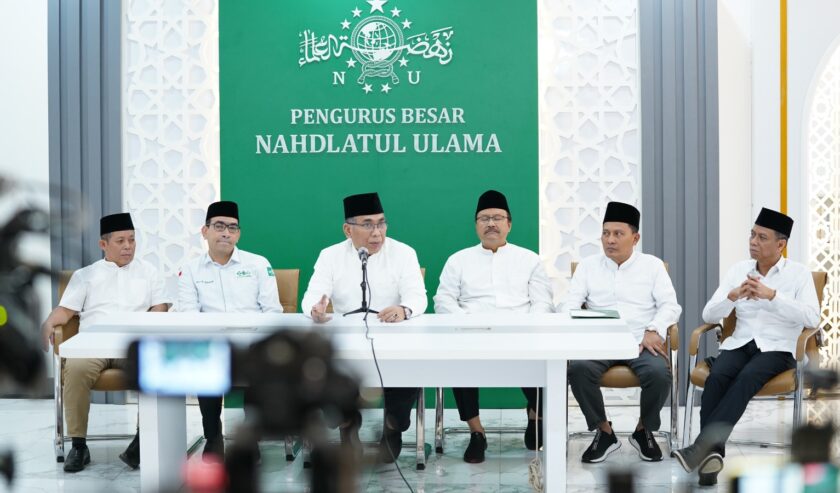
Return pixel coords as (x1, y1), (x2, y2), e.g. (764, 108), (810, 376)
(198, 387), (254, 439)
(452, 388), (543, 422)
(383, 388), (419, 433)
(698, 340), (795, 451)
(569, 351), (671, 431)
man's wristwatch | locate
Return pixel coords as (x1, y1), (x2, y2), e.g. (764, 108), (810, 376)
(401, 306), (412, 319)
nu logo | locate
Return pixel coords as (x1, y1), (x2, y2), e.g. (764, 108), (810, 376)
(298, 0), (455, 94)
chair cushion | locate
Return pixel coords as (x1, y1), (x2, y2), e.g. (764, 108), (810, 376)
(690, 362), (795, 396)
(600, 365), (641, 388)
(93, 369), (127, 391)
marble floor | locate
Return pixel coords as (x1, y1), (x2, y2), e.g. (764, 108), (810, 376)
(0, 397), (817, 492)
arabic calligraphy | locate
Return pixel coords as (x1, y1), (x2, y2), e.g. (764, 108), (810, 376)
(298, 27), (454, 67)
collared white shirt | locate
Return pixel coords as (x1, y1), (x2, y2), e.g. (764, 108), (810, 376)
(559, 251), (682, 344)
(433, 242), (553, 314)
(59, 258), (170, 330)
(178, 247), (282, 313)
(703, 257), (820, 356)
(301, 238), (427, 317)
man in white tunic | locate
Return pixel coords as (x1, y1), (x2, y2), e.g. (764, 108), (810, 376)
(562, 202), (681, 464)
(673, 208), (819, 486)
(178, 200), (282, 459)
(40, 213), (170, 472)
(434, 190), (553, 463)
(301, 192), (427, 462)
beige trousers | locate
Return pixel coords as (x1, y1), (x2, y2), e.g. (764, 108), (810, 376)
(62, 358), (129, 438)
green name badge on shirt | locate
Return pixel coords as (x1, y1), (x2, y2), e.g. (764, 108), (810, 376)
(570, 309), (620, 319)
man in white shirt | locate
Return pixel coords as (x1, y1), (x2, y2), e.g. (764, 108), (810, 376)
(673, 208), (819, 486)
(178, 200), (282, 459)
(40, 213), (170, 473)
(434, 190), (553, 463)
(301, 192), (427, 463)
(562, 202), (681, 464)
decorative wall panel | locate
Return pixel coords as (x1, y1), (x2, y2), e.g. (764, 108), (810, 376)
(807, 43), (840, 445)
(538, 0), (641, 404)
(123, 0), (220, 276)
(538, 0), (641, 301)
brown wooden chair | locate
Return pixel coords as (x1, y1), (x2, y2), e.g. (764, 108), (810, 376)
(681, 271), (827, 448)
(53, 271), (132, 463)
(567, 261), (680, 452)
(273, 268), (299, 313)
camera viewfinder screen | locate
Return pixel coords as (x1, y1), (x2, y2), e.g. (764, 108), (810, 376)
(138, 339), (231, 396)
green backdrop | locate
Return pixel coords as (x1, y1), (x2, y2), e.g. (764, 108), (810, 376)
(220, 0), (538, 409)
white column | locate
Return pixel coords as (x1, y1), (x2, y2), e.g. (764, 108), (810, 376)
(139, 393), (187, 492)
(543, 359), (568, 492)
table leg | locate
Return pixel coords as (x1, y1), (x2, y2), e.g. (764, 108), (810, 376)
(544, 360), (567, 493)
(139, 393), (186, 492)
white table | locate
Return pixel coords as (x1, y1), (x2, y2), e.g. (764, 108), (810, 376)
(60, 312), (637, 493)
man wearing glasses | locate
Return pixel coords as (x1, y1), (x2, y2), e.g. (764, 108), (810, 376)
(434, 190), (554, 463)
(178, 200), (282, 459)
(301, 192), (427, 462)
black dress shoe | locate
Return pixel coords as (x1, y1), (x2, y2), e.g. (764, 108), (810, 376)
(378, 430), (402, 463)
(203, 434), (225, 461)
(119, 433), (140, 469)
(463, 432), (487, 464)
(63, 445), (91, 473)
(524, 419), (543, 450)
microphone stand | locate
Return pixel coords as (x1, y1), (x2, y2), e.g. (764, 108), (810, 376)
(344, 252), (378, 316)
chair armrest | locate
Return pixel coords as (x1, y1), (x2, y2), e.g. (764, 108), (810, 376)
(667, 324), (679, 351)
(796, 327), (820, 362)
(689, 323), (721, 356)
(53, 316), (81, 356)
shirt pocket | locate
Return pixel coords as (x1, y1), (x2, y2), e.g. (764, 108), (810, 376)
(237, 274), (260, 307)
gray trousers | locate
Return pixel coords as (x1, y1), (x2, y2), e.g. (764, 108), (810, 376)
(569, 351), (670, 431)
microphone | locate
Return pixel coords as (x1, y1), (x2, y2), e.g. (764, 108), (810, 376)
(357, 247), (369, 262)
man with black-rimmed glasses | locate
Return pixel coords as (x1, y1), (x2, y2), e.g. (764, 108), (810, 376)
(301, 192), (427, 463)
(434, 190), (553, 463)
(178, 200), (282, 459)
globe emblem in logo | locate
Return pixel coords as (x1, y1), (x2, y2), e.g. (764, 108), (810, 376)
(351, 16), (404, 84)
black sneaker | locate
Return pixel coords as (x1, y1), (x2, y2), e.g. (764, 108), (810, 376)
(581, 426), (620, 463)
(463, 432), (487, 464)
(63, 445), (91, 473)
(378, 430), (402, 464)
(524, 419), (543, 450)
(203, 434), (225, 461)
(119, 432), (140, 469)
(629, 428), (662, 461)
(698, 453), (724, 487)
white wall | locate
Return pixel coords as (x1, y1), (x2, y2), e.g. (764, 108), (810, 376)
(0, 0), (51, 321)
(787, 0), (840, 262)
(718, 0), (840, 267)
(749, 0), (781, 225)
(0, 0), (48, 185)
(717, 0), (754, 279)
